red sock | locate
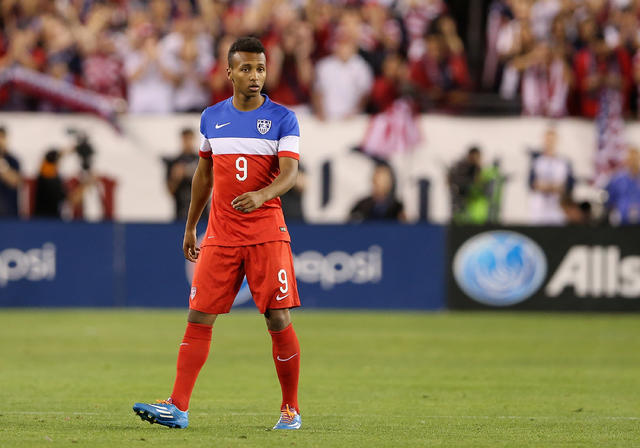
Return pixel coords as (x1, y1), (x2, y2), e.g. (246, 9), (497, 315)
(269, 323), (300, 413)
(170, 322), (212, 411)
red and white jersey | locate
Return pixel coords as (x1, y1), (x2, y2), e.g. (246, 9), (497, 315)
(198, 95), (300, 246)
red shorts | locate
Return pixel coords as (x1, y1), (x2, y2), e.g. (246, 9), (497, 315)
(189, 241), (300, 315)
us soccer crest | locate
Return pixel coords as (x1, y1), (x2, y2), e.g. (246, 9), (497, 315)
(257, 119), (271, 135)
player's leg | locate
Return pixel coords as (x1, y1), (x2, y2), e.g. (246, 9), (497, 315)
(132, 310), (217, 429)
(244, 242), (302, 429)
(265, 308), (302, 429)
(168, 310), (218, 412)
(133, 245), (244, 428)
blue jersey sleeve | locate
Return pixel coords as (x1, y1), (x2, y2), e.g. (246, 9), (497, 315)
(199, 109), (212, 157)
(279, 110), (300, 139)
(277, 110), (300, 159)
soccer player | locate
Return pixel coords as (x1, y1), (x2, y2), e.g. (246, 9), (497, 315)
(133, 37), (302, 430)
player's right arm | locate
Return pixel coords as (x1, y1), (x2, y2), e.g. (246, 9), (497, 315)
(183, 157), (213, 262)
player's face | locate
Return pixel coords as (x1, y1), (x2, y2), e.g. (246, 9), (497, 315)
(227, 52), (266, 98)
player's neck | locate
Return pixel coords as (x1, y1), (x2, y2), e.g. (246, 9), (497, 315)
(232, 93), (265, 112)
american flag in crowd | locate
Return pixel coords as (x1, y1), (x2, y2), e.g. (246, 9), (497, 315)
(361, 98), (421, 158)
(595, 88), (627, 187)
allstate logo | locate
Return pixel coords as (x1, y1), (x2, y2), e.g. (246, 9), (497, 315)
(185, 235), (253, 307)
(453, 231), (547, 306)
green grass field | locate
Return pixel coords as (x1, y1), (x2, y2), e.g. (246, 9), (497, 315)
(0, 310), (639, 447)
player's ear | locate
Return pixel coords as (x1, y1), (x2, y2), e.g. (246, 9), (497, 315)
(227, 66), (232, 82)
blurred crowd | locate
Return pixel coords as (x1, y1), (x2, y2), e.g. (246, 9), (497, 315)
(488, 0), (640, 118)
(3, 0), (640, 118)
(0, 0), (470, 117)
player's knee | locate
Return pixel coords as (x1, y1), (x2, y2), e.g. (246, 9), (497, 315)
(265, 309), (290, 331)
(188, 309), (217, 326)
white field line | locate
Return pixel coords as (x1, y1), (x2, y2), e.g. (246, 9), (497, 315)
(1, 411), (638, 421)
(1, 412), (100, 415)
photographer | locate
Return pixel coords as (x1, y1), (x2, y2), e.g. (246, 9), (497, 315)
(33, 132), (99, 220)
(34, 149), (73, 219)
(448, 146), (504, 225)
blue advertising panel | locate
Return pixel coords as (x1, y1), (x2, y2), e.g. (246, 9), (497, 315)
(127, 223), (447, 310)
(289, 224), (446, 310)
(124, 222), (195, 308)
(0, 221), (116, 307)
(0, 221), (447, 310)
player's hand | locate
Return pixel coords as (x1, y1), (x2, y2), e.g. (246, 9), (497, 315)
(231, 191), (266, 213)
(183, 229), (200, 263)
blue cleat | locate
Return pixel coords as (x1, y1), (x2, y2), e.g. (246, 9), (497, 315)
(273, 405), (301, 430)
(133, 399), (188, 429)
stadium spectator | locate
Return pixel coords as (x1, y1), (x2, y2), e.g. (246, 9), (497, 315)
(410, 18), (471, 110)
(369, 53), (413, 114)
(349, 163), (405, 222)
(404, 0), (448, 61)
(605, 146), (640, 225)
(303, 0), (334, 60)
(265, 20), (314, 108)
(124, 34), (176, 114)
(162, 16), (213, 113)
(358, 1), (404, 76)
(148, 0), (173, 37)
(528, 127), (573, 225)
(573, 26), (632, 118)
(0, 126), (22, 218)
(165, 128), (200, 221)
(81, 31), (127, 99)
(171, 35), (211, 113)
(504, 42), (572, 117)
(313, 33), (374, 120)
(208, 35), (236, 106)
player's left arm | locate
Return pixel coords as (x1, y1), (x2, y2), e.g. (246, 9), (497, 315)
(231, 157), (298, 213)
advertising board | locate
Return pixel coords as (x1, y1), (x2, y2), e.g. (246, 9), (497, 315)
(448, 226), (640, 311)
(0, 222), (447, 310)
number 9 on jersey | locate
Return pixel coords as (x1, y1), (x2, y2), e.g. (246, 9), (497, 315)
(236, 156), (247, 181)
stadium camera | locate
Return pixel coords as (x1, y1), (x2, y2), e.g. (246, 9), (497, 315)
(66, 128), (95, 172)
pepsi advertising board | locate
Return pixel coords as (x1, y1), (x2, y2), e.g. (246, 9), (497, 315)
(448, 226), (640, 311)
(125, 223), (447, 310)
(0, 221), (117, 307)
(289, 224), (446, 310)
(0, 221), (447, 310)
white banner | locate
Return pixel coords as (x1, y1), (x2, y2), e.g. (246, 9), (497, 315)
(2, 112), (635, 223)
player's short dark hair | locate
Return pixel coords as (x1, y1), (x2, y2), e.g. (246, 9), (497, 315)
(227, 36), (265, 67)
(0, 126), (5, 136)
(181, 128), (194, 137)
